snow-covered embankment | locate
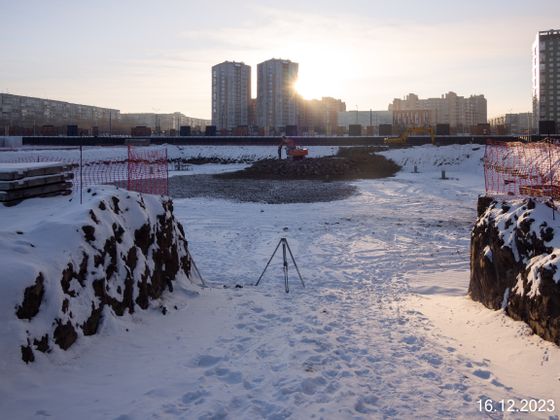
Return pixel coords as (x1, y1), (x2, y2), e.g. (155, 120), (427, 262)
(470, 196), (560, 345)
(0, 187), (195, 363)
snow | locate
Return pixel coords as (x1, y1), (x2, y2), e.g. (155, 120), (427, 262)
(0, 185), (194, 369)
(1, 144), (559, 418)
(0, 162), (65, 172)
(480, 197), (560, 298)
(0, 144), (340, 164)
(407, 290), (560, 409)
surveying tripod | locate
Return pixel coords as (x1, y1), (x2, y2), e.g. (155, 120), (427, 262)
(255, 237), (305, 293)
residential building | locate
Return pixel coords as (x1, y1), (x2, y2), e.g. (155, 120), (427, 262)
(211, 61), (251, 131)
(0, 93), (209, 136)
(389, 92), (487, 133)
(337, 110), (392, 134)
(121, 112), (209, 135)
(299, 97), (346, 135)
(489, 113), (533, 135)
(532, 29), (560, 133)
(257, 58), (299, 134)
(0, 93), (119, 135)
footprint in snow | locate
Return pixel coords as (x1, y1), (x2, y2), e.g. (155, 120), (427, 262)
(298, 376), (327, 396)
(205, 367), (243, 384)
(181, 389), (209, 404)
(472, 369), (492, 380)
(251, 306), (265, 314)
(354, 395), (379, 415)
(420, 352), (443, 367)
(195, 355), (222, 367)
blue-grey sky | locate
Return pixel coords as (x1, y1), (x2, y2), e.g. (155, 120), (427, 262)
(1, 0), (558, 118)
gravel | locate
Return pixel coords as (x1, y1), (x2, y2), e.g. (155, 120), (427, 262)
(168, 174), (357, 204)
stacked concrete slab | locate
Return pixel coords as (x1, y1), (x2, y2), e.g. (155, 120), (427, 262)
(0, 162), (73, 205)
(0, 136), (23, 148)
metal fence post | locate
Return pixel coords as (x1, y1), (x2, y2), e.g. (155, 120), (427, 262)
(80, 144), (83, 205)
(127, 144), (132, 192)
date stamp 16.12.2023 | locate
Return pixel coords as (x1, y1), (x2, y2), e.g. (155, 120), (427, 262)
(477, 399), (556, 414)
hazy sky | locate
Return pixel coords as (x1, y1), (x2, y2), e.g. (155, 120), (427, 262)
(1, 0), (559, 119)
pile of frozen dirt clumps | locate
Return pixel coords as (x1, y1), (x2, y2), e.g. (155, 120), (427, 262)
(217, 146), (400, 181)
(0, 187), (198, 363)
(169, 176), (357, 204)
(470, 196), (560, 345)
(168, 147), (400, 204)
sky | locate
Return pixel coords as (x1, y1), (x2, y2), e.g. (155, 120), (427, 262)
(1, 0), (559, 119)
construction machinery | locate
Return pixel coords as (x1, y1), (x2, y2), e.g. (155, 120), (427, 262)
(384, 127), (436, 147)
(282, 137), (309, 160)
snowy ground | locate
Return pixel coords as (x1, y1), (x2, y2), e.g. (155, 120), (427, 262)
(1, 144), (559, 419)
(0, 144), (340, 163)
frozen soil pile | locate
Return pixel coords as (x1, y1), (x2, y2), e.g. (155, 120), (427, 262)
(471, 196), (560, 345)
(0, 187), (196, 363)
(169, 176), (357, 204)
(216, 146), (400, 181)
(168, 147), (398, 204)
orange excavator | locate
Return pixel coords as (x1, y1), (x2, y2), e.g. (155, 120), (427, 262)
(280, 136), (308, 160)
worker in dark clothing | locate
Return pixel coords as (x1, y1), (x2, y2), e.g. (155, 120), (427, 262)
(278, 136), (287, 160)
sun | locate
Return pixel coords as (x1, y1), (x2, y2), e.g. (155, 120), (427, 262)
(294, 74), (326, 100)
(292, 55), (349, 100)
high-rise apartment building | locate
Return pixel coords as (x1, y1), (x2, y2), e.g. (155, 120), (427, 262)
(257, 58), (298, 133)
(532, 29), (560, 133)
(389, 92), (487, 132)
(211, 61), (251, 131)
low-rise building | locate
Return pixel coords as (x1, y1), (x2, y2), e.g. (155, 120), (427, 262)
(0, 93), (119, 135)
(489, 113), (533, 135)
(337, 110), (392, 135)
(0, 93), (209, 136)
(120, 112), (210, 135)
(389, 92), (487, 133)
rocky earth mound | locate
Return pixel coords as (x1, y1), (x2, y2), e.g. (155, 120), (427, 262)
(217, 147), (400, 181)
(169, 175), (357, 204)
(470, 196), (560, 345)
(1, 187), (195, 363)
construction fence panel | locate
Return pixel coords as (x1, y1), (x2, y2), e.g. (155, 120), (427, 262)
(0, 146), (168, 197)
(127, 145), (168, 195)
(484, 140), (560, 199)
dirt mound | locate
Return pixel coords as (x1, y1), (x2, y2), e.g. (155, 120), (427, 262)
(216, 147), (400, 181)
(471, 196), (560, 346)
(169, 175), (357, 204)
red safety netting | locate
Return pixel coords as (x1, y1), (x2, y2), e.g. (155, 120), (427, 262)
(484, 140), (560, 199)
(0, 146), (168, 197)
(127, 145), (168, 195)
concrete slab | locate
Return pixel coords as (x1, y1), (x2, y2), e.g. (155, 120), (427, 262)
(0, 173), (73, 191)
(0, 181), (72, 203)
(0, 136), (23, 148)
(0, 162), (71, 181)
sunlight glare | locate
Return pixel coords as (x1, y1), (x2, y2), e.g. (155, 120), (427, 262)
(290, 46), (355, 101)
(294, 74), (326, 100)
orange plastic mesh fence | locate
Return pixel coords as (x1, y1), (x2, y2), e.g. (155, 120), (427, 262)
(0, 146), (168, 196)
(484, 140), (560, 198)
